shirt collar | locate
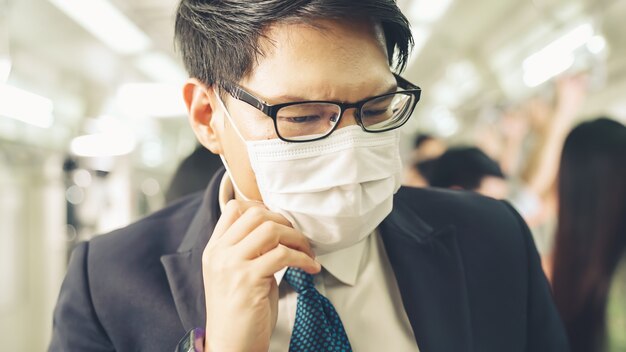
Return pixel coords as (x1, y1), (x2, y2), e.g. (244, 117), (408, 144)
(315, 237), (367, 286)
(217, 172), (368, 287)
(272, 239), (367, 287)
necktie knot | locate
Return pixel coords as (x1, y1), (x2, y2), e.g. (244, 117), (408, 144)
(283, 267), (353, 351)
(284, 267), (315, 294)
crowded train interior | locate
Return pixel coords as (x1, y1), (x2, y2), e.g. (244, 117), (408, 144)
(1, 0), (625, 350)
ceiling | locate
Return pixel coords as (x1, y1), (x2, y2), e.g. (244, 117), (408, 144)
(2, 0), (626, 169)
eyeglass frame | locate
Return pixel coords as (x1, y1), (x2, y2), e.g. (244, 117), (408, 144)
(220, 74), (422, 142)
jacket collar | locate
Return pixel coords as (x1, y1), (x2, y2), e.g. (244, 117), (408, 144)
(162, 175), (473, 352)
(160, 168), (225, 331)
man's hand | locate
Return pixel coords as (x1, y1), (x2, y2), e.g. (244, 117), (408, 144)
(202, 200), (320, 352)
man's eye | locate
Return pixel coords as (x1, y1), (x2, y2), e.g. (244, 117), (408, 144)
(281, 115), (321, 123)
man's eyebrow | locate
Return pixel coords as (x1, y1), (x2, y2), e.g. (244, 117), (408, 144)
(270, 82), (399, 104)
(380, 82), (398, 95)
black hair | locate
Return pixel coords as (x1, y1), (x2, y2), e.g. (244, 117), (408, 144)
(551, 117), (626, 352)
(413, 133), (434, 149)
(414, 158), (437, 183)
(427, 147), (505, 190)
(174, 0), (413, 86)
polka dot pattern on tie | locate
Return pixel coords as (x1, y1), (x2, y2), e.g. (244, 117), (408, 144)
(284, 267), (353, 352)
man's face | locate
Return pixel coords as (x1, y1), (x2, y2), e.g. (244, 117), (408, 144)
(187, 19), (396, 201)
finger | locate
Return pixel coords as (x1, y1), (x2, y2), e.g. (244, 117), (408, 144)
(254, 244), (321, 277)
(221, 206), (292, 246)
(210, 200), (266, 244)
(236, 221), (314, 259)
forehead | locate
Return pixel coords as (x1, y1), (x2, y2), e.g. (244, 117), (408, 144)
(240, 18), (394, 102)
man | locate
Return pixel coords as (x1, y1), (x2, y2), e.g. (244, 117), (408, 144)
(426, 147), (509, 200)
(49, 1), (569, 351)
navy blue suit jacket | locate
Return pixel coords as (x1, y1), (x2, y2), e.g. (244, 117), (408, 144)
(49, 168), (569, 351)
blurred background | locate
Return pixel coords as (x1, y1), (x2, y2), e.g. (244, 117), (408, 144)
(1, 0), (625, 350)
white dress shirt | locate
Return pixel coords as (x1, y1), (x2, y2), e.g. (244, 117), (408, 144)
(218, 173), (419, 351)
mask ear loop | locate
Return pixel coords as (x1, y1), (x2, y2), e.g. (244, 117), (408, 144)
(214, 90), (255, 203)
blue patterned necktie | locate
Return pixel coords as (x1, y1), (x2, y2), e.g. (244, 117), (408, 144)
(284, 267), (353, 352)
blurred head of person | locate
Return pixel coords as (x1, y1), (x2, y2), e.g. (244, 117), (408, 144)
(551, 117), (626, 352)
(403, 134), (446, 187)
(412, 133), (446, 161)
(427, 147), (508, 199)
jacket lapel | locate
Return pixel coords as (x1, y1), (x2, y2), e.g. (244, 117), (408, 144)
(160, 169), (225, 332)
(380, 195), (474, 352)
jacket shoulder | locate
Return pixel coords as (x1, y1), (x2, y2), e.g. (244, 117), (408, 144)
(393, 186), (521, 234)
(390, 186), (531, 274)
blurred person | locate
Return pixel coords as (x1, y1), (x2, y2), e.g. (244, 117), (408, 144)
(403, 133), (446, 187)
(412, 157), (438, 186)
(495, 107), (547, 232)
(411, 133), (446, 160)
(426, 147), (509, 199)
(473, 76), (588, 260)
(475, 75), (587, 208)
(551, 117), (626, 352)
(49, 1), (569, 351)
(520, 75), (588, 219)
(517, 75), (590, 268)
(498, 107), (531, 177)
(522, 76), (588, 199)
(165, 144), (223, 204)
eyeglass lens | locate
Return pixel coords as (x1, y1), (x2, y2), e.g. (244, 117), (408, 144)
(275, 92), (415, 141)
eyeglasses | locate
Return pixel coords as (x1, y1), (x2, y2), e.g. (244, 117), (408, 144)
(221, 74), (421, 142)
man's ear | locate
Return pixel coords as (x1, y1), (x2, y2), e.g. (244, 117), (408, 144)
(183, 79), (223, 155)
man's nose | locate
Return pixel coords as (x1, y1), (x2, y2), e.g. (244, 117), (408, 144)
(335, 108), (359, 129)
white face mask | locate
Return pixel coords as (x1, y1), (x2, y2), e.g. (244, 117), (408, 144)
(216, 94), (402, 254)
